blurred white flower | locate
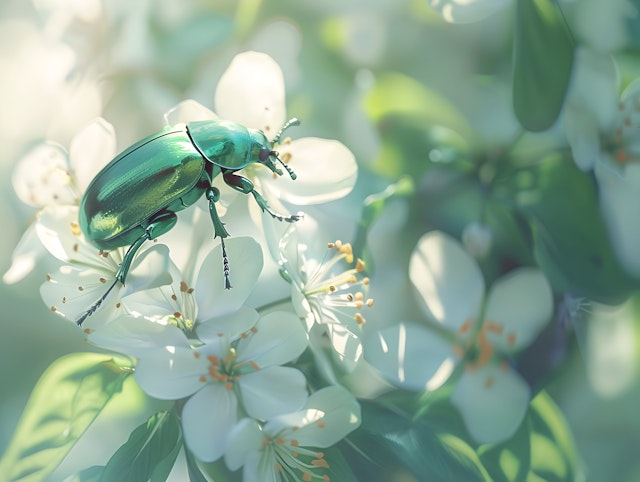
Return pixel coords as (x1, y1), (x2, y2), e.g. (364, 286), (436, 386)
(366, 231), (553, 444)
(279, 225), (372, 375)
(564, 48), (640, 277)
(5, 118), (115, 283)
(134, 310), (309, 462)
(427, 0), (512, 23)
(224, 386), (361, 482)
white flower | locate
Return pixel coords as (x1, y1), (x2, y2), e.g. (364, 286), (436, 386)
(279, 225), (373, 374)
(366, 231), (553, 444)
(427, 0), (513, 23)
(38, 205), (171, 328)
(5, 118), (115, 283)
(133, 310), (309, 462)
(564, 49), (640, 277)
(224, 386), (361, 482)
(87, 236), (264, 353)
(164, 51), (357, 214)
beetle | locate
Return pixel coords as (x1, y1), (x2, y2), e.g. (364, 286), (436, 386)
(76, 117), (301, 326)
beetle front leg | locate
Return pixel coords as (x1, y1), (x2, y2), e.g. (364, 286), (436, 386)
(206, 187), (231, 289)
(76, 213), (176, 326)
(223, 173), (301, 223)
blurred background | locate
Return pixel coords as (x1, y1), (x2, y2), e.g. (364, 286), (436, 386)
(1, 1), (639, 481)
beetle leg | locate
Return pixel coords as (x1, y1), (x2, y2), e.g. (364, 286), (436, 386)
(76, 214), (175, 326)
(206, 187), (232, 289)
(223, 173), (302, 223)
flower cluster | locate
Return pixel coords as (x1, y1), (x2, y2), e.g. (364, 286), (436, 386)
(8, 52), (363, 480)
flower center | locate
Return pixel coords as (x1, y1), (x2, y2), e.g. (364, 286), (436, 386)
(611, 95), (640, 165)
(302, 240), (373, 327)
(262, 434), (330, 482)
(453, 319), (517, 372)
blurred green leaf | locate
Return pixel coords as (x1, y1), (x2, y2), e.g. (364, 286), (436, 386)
(347, 400), (491, 482)
(529, 391), (581, 481)
(478, 415), (531, 482)
(513, 0), (574, 131)
(352, 176), (414, 272)
(364, 72), (475, 177)
(323, 445), (359, 482)
(69, 466), (104, 482)
(184, 447), (209, 482)
(497, 154), (638, 303)
(100, 411), (181, 482)
(0, 353), (132, 482)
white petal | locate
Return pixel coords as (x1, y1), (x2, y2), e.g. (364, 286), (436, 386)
(563, 104), (601, 171)
(266, 386), (361, 448)
(35, 205), (97, 263)
(259, 138), (357, 205)
(410, 231), (484, 330)
(484, 268), (553, 352)
(565, 49), (619, 131)
(3, 224), (43, 283)
(224, 418), (263, 471)
(164, 99), (218, 125)
(595, 159), (640, 277)
(87, 315), (190, 355)
(326, 323), (363, 369)
(243, 450), (276, 482)
(451, 363), (530, 444)
(239, 366), (308, 420)
(12, 142), (76, 206)
(196, 237), (263, 319)
(427, 0), (512, 23)
(121, 244), (173, 296)
(40, 265), (124, 325)
(182, 384), (238, 462)
(236, 311), (308, 367)
(364, 322), (457, 391)
(215, 51), (286, 134)
(69, 117), (116, 193)
(134, 346), (209, 399)
(197, 307), (260, 343)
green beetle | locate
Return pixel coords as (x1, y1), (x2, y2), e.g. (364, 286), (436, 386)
(76, 118), (300, 326)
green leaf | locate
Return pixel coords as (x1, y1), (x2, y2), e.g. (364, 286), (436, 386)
(68, 466), (104, 482)
(478, 414), (531, 482)
(347, 400), (491, 482)
(184, 447), (209, 482)
(497, 154), (638, 304)
(529, 391), (581, 481)
(0, 352), (132, 482)
(513, 0), (575, 131)
(99, 411), (182, 482)
(323, 445), (359, 482)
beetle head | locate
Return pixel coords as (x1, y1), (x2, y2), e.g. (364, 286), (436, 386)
(255, 117), (300, 180)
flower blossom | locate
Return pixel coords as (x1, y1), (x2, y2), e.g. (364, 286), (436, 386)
(564, 49), (640, 277)
(133, 310), (309, 462)
(224, 385), (361, 482)
(279, 225), (373, 375)
(5, 118), (115, 283)
(366, 231), (553, 444)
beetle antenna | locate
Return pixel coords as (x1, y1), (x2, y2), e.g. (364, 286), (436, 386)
(271, 117), (300, 144)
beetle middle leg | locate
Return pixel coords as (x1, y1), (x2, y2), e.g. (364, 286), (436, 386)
(76, 212), (177, 326)
(222, 172), (301, 223)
